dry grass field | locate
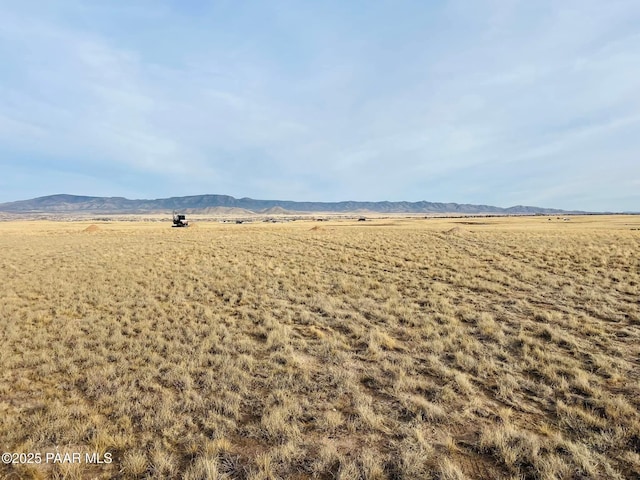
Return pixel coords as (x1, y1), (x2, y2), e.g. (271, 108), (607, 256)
(1, 216), (639, 479)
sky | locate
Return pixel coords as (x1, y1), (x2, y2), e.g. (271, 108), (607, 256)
(1, 0), (639, 211)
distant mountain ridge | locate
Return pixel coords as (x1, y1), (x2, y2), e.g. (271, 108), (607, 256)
(0, 194), (582, 215)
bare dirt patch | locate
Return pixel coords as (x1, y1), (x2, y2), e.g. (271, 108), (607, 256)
(445, 226), (466, 234)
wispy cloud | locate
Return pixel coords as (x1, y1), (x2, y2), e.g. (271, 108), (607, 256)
(1, 0), (639, 210)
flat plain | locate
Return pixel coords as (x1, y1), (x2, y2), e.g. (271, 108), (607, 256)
(1, 216), (639, 479)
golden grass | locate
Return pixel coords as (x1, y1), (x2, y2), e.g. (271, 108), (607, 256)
(1, 216), (639, 479)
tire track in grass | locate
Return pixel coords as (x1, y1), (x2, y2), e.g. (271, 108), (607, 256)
(438, 231), (640, 368)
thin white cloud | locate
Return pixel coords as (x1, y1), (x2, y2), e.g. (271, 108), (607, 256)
(0, 0), (639, 210)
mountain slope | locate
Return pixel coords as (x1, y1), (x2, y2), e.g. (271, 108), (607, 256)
(0, 194), (581, 215)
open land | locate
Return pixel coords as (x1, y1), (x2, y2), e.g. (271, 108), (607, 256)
(1, 216), (639, 479)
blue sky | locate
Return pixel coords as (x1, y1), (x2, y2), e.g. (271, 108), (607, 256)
(1, 1), (639, 211)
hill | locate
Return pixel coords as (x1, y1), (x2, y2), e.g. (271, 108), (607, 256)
(0, 194), (583, 215)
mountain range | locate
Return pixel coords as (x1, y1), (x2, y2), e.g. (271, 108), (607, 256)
(0, 194), (582, 215)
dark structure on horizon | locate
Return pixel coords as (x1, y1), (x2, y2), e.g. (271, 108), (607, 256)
(172, 212), (189, 227)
